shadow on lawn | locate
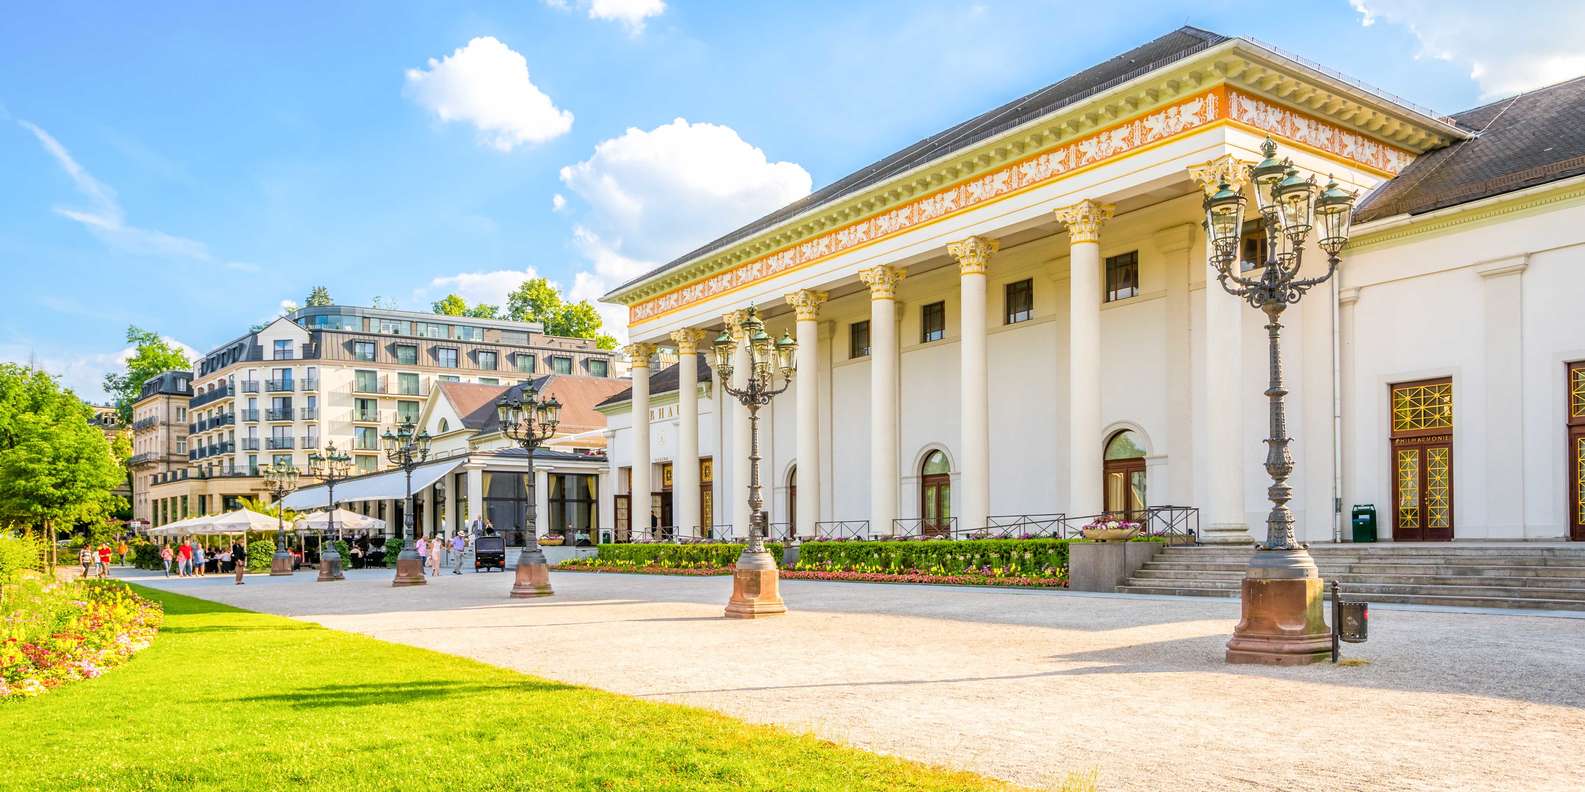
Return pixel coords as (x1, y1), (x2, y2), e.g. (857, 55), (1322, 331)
(238, 679), (570, 709)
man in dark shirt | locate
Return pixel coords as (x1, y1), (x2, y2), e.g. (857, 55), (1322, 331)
(232, 539), (247, 585)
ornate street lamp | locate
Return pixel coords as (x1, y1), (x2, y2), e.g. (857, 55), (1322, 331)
(713, 305), (797, 618)
(496, 384), (562, 598)
(382, 419), (432, 587)
(1204, 137), (1357, 665)
(261, 459), (299, 576)
(306, 442), (353, 582)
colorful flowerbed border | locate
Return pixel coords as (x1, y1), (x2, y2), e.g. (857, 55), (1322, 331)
(555, 563), (1066, 589)
(556, 563), (729, 577)
(2, 579), (162, 701)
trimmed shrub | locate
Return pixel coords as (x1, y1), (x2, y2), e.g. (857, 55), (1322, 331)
(795, 538), (1074, 581)
(246, 540), (276, 572)
(572, 543), (784, 571)
(0, 533), (42, 583)
(130, 541), (162, 571)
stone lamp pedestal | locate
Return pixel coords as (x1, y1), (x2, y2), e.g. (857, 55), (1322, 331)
(724, 544), (785, 619)
(270, 550), (293, 576)
(510, 539), (554, 598)
(317, 548), (345, 582)
(392, 547), (427, 587)
(1225, 548), (1331, 665)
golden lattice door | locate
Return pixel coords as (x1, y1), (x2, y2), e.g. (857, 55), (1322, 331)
(1568, 363), (1585, 541)
(1390, 379), (1454, 542)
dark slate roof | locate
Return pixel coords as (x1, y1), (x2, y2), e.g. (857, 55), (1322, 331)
(471, 374), (628, 437)
(609, 26), (1230, 295)
(1355, 76), (1585, 222)
(483, 446), (605, 463)
(138, 370), (193, 399)
(596, 354), (713, 408)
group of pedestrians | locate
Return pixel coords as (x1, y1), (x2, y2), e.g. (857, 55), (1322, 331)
(157, 538), (249, 583)
(415, 531), (470, 576)
(77, 544), (113, 578)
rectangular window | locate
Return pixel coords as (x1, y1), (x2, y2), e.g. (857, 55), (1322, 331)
(380, 319), (406, 335)
(273, 339), (291, 360)
(415, 322), (448, 339)
(355, 455), (377, 473)
(457, 326), (485, 342)
(516, 354), (536, 373)
(394, 344), (417, 365)
(354, 398), (379, 422)
(588, 359), (608, 378)
(272, 454), (292, 467)
(477, 350), (497, 370)
(498, 330), (527, 346)
(1240, 220), (1268, 273)
(850, 321), (871, 359)
(436, 348), (458, 368)
(354, 369), (379, 393)
(550, 356), (573, 375)
(1105, 251), (1139, 302)
(354, 426), (379, 451)
(920, 301), (946, 343)
(397, 401), (420, 424)
(438, 375), (460, 383)
(397, 372), (420, 396)
(353, 341), (376, 361)
(1005, 279), (1033, 324)
(479, 377), (499, 385)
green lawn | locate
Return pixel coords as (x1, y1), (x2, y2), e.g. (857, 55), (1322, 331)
(0, 586), (1028, 791)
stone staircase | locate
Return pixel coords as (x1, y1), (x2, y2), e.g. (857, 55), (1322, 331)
(1117, 544), (1585, 611)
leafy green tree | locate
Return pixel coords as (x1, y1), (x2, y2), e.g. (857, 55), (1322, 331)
(305, 286), (334, 307)
(432, 294), (469, 316)
(0, 365), (125, 569)
(465, 303), (500, 319)
(506, 278), (616, 348)
(102, 327), (191, 424)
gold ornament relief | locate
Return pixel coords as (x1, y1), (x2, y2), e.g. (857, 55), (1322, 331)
(669, 329), (707, 355)
(946, 236), (999, 276)
(1053, 200), (1115, 245)
(1187, 154), (1253, 195)
(623, 342), (657, 368)
(858, 265), (907, 300)
(784, 289), (829, 322)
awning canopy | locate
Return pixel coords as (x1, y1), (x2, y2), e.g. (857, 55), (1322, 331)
(147, 508), (278, 536)
(293, 508), (386, 535)
(281, 458), (466, 510)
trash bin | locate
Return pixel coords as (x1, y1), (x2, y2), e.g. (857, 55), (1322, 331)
(1350, 505), (1377, 543)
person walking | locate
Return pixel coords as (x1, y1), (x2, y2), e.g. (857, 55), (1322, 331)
(231, 538), (247, 585)
(79, 546), (94, 578)
(192, 542), (207, 577)
(451, 531), (467, 575)
(116, 539), (129, 567)
(96, 544), (112, 578)
(159, 545), (174, 577)
(427, 535), (443, 577)
(415, 536), (430, 575)
(177, 540), (193, 577)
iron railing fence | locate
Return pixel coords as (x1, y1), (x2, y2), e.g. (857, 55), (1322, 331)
(890, 517), (958, 539)
(591, 508), (1198, 545)
(813, 520), (872, 540)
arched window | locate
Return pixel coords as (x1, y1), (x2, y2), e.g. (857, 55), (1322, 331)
(438, 418), (449, 433)
(1102, 430), (1146, 519)
(920, 450), (951, 536)
(786, 465), (797, 540)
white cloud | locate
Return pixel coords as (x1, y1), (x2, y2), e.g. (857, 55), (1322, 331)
(427, 267), (542, 308)
(551, 193), (567, 212)
(404, 37), (573, 151)
(20, 120), (256, 271)
(1350, 0), (1585, 98)
(543, 0), (665, 35)
(1, 334), (200, 404)
(555, 118), (811, 343)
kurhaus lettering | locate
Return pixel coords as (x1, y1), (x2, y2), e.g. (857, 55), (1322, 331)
(626, 85), (1412, 326)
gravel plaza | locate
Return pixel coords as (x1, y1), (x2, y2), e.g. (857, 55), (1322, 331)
(131, 568), (1585, 792)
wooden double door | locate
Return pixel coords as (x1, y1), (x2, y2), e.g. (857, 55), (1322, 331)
(1390, 378), (1455, 542)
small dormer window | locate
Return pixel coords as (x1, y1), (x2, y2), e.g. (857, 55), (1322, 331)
(438, 418), (449, 433)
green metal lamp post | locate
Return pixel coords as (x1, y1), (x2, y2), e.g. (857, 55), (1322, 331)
(382, 419), (432, 587)
(496, 384), (562, 598)
(307, 442), (353, 582)
(262, 459), (299, 576)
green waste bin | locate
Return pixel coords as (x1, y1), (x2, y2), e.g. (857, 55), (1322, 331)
(1351, 505), (1377, 543)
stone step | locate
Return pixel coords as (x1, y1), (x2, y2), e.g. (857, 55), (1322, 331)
(1131, 568), (1585, 590)
(1157, 550), (1585, 566)
(1143, 559), (1585, 578)
(1114, 583), (1585, 611)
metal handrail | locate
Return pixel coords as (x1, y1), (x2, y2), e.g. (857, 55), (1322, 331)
(813, 520), (871, 540)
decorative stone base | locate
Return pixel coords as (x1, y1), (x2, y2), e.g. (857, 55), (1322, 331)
(270, 553), (293, 576)
(392, 557), (427, 587)
(1226, 576), (1331, 665)
(510, 560), (554, 598)
(317, 556), (345, 582)
(724, 567), (787, 618)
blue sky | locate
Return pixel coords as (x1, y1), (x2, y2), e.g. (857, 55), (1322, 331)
(4, 0), (1579, 401)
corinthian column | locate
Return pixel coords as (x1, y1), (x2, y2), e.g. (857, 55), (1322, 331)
(1054, 199), (1114, 517)
(723, 311), (752, 540)
(669, 329), (706, 538)
(1188, 156), (1250, 543)
(859, 264), (906, 536)
(785, 289), (828, 539)
(947, 236), (998, 535)
(625, 342), (656, 540)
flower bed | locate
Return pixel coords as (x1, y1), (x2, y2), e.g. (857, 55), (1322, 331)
(780, 569), (1065, 587)
(795, 538), (1074, 583)
(555, 564), (730, 577)
(567, 542), (784, 573)
(1, 579), (162, 701)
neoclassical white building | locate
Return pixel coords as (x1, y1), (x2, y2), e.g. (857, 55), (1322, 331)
(597, 27), (1585, 546)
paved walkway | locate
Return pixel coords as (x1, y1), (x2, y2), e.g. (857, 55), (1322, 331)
(129, 568), (1585, 791)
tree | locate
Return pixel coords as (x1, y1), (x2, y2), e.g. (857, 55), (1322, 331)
(465, 303), (500, 319)
(305, 286), (334, 307)
(432, 294), (469, 316)
(505, 277), (616, 348)
(102, 326), (191, 424)
(0, 365), (125, 569)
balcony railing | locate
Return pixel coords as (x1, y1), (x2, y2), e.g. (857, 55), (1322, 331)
(213, 413), (234, 427)
(241, 380), (261, 393)
(299, 407), (319, 421)
(265, 379), (294, 392)
(299, 378), (319, 392)
(265, 408), (294, 422)
(190, 386), (233, 408)
(188, 449), (199, 461)
(188, 421), (200, 434)
(129, 451), (159, 465)
(351, 378), (382, 395)
(300, 436), (319, 449)
(131, 417), (159, 430)
(352, 409), (382, 423)
(266, 437), (295, 450)
(241, 438), (260, 451)
(240, 409), (259, 422)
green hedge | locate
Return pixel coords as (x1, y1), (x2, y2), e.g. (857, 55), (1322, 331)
(795, 539), (1076, 579)
(246, 540), (277, 572)
(130, 540), (162, 570)
(575, 543), (785, 571)
(0, 532), (42, 582)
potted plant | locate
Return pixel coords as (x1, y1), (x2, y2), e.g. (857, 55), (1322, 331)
(1082, 517), (1141, 541)
(539, 533), (565, 547)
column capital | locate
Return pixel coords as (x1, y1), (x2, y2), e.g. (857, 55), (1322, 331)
(858, 264), (907, 300)
(784, 289), (829, 321)
(1053, 200), (1115, 244)
(722, 309), (750, 342)
(623, 342), (657, 367)
(946, 235), (999, 276)
(668, 329), (708, 355)
(1187, 154), (1253, 195)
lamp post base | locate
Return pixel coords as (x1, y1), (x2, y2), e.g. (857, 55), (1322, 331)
(317, 550), (345, 582)
(270, 551), (293, 576)
(1226, 571), (1331, 666)
(724, 547), (786, 618)
(510, 545), (554, 598)
(392, 550), (427, 587)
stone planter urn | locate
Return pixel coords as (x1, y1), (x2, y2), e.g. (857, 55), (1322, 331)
(1082, 526), (1141, 542)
